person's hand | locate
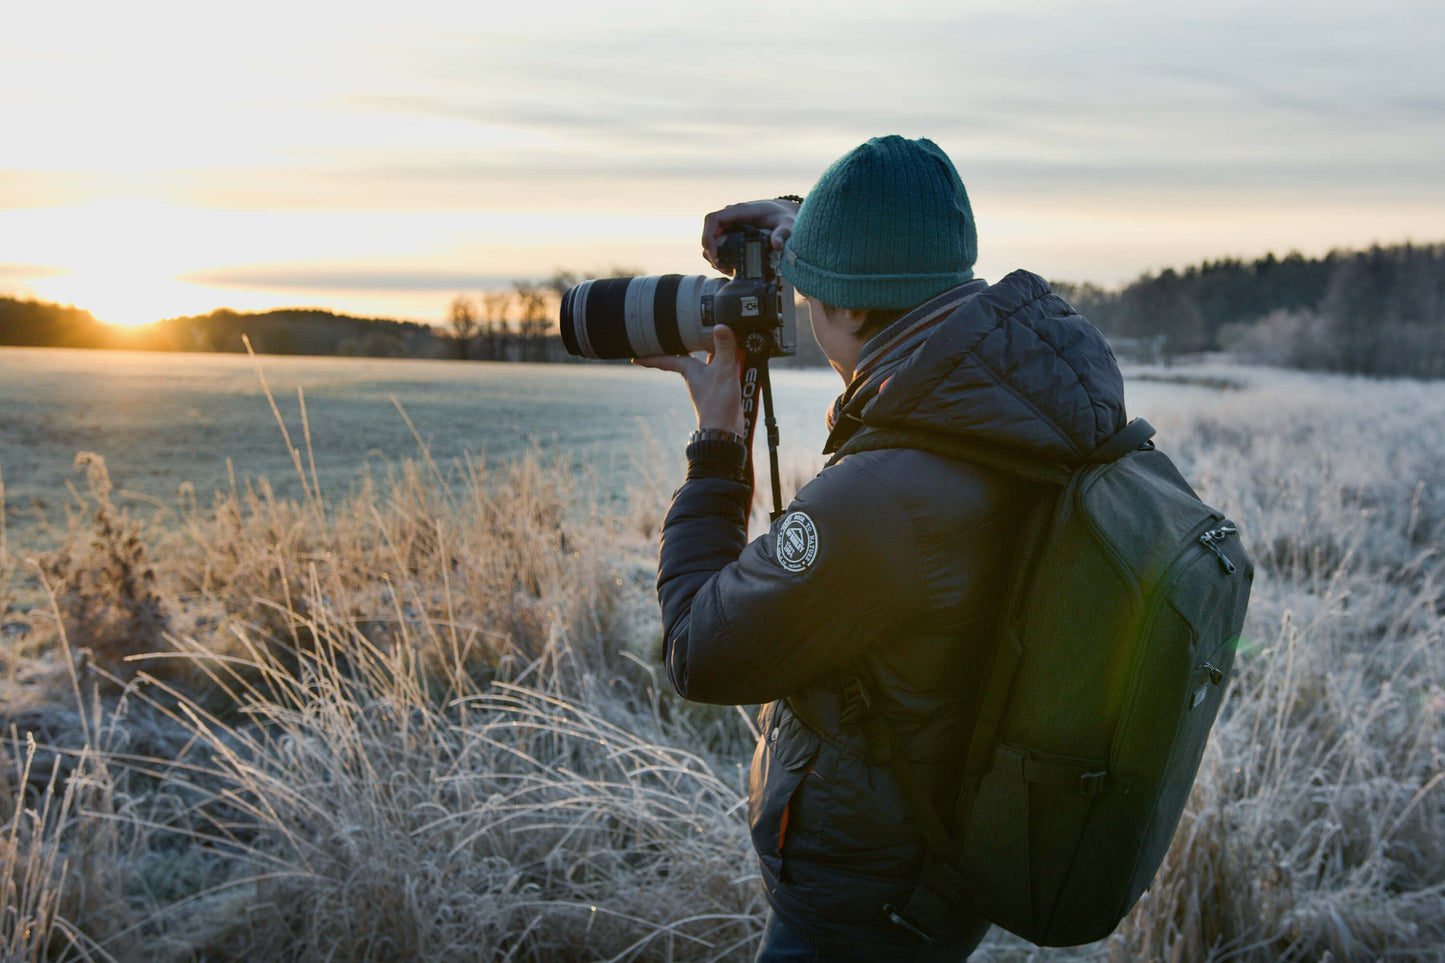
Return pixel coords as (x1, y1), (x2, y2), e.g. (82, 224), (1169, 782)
(631, 325), (747, 436)
(701, 198), (801, 273)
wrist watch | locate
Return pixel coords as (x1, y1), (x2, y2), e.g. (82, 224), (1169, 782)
(686, 427), (748, 483)
(688, 428), (746, 446)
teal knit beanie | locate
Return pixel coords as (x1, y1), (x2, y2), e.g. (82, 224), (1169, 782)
(781, 135), (977, 311)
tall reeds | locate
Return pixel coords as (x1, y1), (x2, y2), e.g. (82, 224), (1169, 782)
(2, 367), (1443, 961)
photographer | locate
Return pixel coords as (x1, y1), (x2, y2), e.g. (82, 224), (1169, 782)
(636, 136), (1126, 962)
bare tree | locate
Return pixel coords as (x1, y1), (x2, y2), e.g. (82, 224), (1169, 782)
(479, 290), (512, 360)
(448, 294), (478, 360)
(543, 270), (579, 300)
(513, 282), (550, 362)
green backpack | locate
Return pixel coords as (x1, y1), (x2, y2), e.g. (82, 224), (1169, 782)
(834, 418), (1254, 947)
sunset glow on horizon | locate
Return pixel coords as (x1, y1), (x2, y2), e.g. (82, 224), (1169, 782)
(3, 0), (1442, 328)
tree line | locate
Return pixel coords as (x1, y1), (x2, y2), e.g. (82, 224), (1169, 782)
(0, 300), (446, 358)
(444, 271), (602, 362)
(1052, 241), (1445, 377)
(4, 242), (1443, 377)
(0, 272), (616, 363)
(0, 281), (584, 363)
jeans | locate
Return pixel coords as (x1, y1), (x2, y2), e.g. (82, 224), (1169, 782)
(754, 912), (977, 963)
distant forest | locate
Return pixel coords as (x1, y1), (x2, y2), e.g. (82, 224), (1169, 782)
(0, 301), (450, 358)
(0, 278), (580, 363)
(3, 242), (1444, 377)
(1053, 241), (1445, 377)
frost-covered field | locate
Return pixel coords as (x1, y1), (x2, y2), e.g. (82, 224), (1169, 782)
(2, 362), (1443, 961)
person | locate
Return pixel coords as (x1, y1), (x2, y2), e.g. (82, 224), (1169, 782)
(634, 135), (1127, 962)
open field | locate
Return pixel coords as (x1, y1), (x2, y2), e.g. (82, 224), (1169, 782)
(3, 364), (1444, 961)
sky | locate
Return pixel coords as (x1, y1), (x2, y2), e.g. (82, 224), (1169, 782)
(2, 0), (1442, 328)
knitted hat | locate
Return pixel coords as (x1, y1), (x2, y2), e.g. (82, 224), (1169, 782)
(781, 136), (977, 311)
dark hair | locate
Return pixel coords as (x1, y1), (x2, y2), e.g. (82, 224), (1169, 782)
(858, 307), (907, 344)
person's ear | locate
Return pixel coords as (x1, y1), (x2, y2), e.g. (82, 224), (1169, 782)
(819, 302), (870, 338)
(839, 307), (869, 336)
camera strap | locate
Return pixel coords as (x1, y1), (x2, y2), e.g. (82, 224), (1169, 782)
(740, 351), (785, 522)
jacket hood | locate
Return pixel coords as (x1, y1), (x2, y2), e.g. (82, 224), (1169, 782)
(828, 270), (1127, 462)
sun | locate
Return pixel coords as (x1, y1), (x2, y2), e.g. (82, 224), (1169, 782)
(22, 200), (222, 328)
(45, 267), (196, 328)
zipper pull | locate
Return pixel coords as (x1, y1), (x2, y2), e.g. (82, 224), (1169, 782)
(1198, 523), (1238, 574)
(1191, 661), (1227, 709)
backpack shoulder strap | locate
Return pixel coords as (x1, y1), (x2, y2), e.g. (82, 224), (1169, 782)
(840, 671), (981, 944)
(1087, 418), (1155, 463)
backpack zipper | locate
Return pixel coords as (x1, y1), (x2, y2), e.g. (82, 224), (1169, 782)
(1108, 514), (1229, 766)
(1198, 523), (1238, 573)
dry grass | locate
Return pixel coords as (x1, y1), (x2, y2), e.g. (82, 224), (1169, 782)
(3, 365), (1444, 961)
(3, 426), (760, 961)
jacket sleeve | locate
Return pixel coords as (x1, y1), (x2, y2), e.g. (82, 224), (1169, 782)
(657, 455), (928, 705)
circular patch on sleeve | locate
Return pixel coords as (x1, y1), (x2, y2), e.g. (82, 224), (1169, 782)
(776, 511), (820, 573)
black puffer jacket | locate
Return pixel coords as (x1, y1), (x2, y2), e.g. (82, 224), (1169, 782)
(657, 271), (1126, 958)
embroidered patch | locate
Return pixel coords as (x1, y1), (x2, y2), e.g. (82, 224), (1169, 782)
(776, 511), (820, 573)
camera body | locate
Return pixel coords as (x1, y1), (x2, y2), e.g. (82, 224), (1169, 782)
(708, 227), (798, 359)
(558, 226), (797, 361)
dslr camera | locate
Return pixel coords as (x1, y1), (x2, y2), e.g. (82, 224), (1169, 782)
(559, 226), (797, 361)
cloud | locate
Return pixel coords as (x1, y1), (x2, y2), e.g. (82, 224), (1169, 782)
(180, 264), (521, 293)
(5, 0), (1443, 301)
(0, 263), (67, 281)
